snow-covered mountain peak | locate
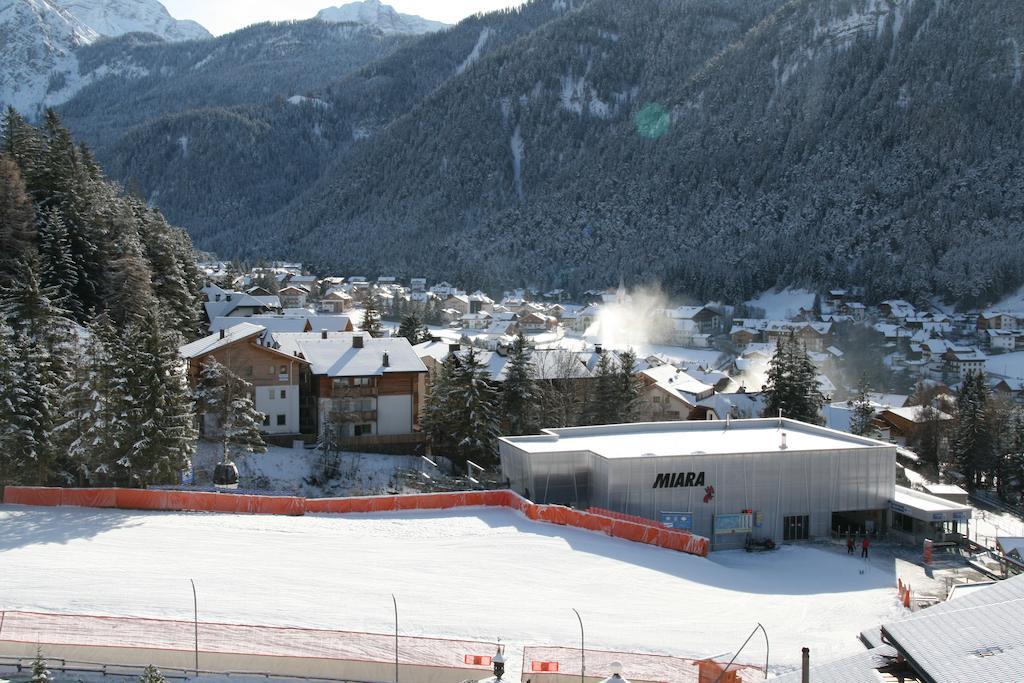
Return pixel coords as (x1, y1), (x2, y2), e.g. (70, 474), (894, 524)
(316, 0), (449, 35)
(51, 0), (210, 41)
(0, 0), (208, 117)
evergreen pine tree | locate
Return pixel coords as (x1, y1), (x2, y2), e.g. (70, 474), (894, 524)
(1, 258), (73, 484)
(37, 208), (82, 317)
(138, 665), (166, 683)
(847, 376), (878, 437)
(135, 202), (201, 339)
(0, 322), (30, 486)
(616, 349), (641, 423)
(29, 648), (50, 683)
(585, 351), (620, 425)
(195, 358), (266, 464)
(360, 291), (383, 337)
(952, 371), (991, 490)
(2, 107), (43, 176)
(397, 314), (428, 345)
(106, 220), (157, 327)
(422, 352), (460, 455)
(451, 347), (501, 466)
(0, 154), (37, 288)
(501, 333), (538, 435)
(116, 309), (197, 486)
(762, 333), (824, 424)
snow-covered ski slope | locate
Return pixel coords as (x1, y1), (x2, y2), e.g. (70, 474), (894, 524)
(0, 505), (904, 676)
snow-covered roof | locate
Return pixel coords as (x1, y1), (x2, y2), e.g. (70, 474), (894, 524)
(922, 483), (967, 497)
(865, 392), (909, 409)
(502, 418), (888, 459)
(272, 333), (426, 377)
(997, 537), (1024, 556)
(210, 314), (351, 336)
(642, 365), (714, 403)
(180, 323), (265, 359)
(882, 574), (1024, 681)
(881, 406), (953, 423)
(667, 305), (712, 320)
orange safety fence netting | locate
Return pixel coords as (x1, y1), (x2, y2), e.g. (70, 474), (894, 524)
(3, 486), (709, 558)
(0, 611), (496, 671)
(521, 645), (764, 683)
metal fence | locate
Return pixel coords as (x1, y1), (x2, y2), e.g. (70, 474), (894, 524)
(520, 645), (763, 683)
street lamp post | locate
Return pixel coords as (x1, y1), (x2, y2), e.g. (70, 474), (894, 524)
(189, 579), (199, 677)
(572, 608), (585, 683)
(713, 622), (770, 682)
(392, 594), (399, 683)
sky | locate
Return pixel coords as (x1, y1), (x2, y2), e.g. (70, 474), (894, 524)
(161, 0), (525, 36)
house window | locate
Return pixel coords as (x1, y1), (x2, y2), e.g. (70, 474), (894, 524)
(268, 389), (275, 400)
(246, 366), (253, 377)
(277, 415), (287, 426)
(280, 390), (287, 399)
(268, 366), (275, 375)
(354, 424), (372, 436)
(783, 515), (810, 541)
(353, 377), (372, 386)
(280, 365), (287, 375)
(262, 414), (270, 426)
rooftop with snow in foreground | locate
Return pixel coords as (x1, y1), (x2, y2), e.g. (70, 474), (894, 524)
(501, 418), (889, 459)
(0, 505), (905, 677)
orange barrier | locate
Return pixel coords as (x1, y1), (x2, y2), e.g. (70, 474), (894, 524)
(60, 488), (118, 508)
(3, 487), (63, 507)
(3, 486), (710, 558)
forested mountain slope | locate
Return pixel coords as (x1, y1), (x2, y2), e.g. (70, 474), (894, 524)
(239, 0), (1023, 306)
(77, 1), (581, 246)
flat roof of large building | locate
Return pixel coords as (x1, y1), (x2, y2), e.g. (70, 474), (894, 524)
(501, 418), (890, 460)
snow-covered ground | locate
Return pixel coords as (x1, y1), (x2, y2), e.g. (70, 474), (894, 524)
(743, 288), (816, 320)
(986, 350), (1024, 380)
(992, 285), (1024, 316)
(189, 440), (423, 497)
(0, 505), (904, 677)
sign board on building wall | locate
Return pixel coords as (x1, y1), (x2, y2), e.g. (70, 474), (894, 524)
(660, 511), (693, 530)
(714, 513), (753, 535)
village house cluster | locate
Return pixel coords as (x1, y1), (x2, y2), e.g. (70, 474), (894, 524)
(190, 264), (1024, 457)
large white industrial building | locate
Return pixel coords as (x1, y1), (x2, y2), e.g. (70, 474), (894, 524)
(499, 418), (969, 550)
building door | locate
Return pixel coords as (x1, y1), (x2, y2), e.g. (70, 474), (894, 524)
(783, 515), (809, 541)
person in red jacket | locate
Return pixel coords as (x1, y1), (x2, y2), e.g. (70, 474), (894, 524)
(861, 535), (870, 558)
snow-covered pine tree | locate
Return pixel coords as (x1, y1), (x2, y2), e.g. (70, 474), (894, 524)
(0, 153), (37, 289)
(952, 370), (992, 490)
(762, 333), (824, 424)
(501, 333), (538, 436)
(1, 107), (43, 178)
(847, 376), (878, 437)
(585, 351), (620, 425)
(116, 309), (197, 486)
(397, 314), (428, 345)
(195, 357), (266, 465)
(451, 347), (501, 466)
(105, 215), (157, 327)
(138, 665), (166, 683)
(1, 258), (74, 484)
(360, 291), (384, 338)
(0, 322), (31, 486)
(38, 207), (82, 317)
(29, 648), (50, 683)
(135, 201), (202, 339)
(422, 352), (460, 455)
(616, 348), (641, 423)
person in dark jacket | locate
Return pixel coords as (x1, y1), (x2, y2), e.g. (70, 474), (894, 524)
(861, 536), (870, 558)
(847, 535), (855, 555)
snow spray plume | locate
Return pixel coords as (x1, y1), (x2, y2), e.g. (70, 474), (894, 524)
(591, 284), (671, 350)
